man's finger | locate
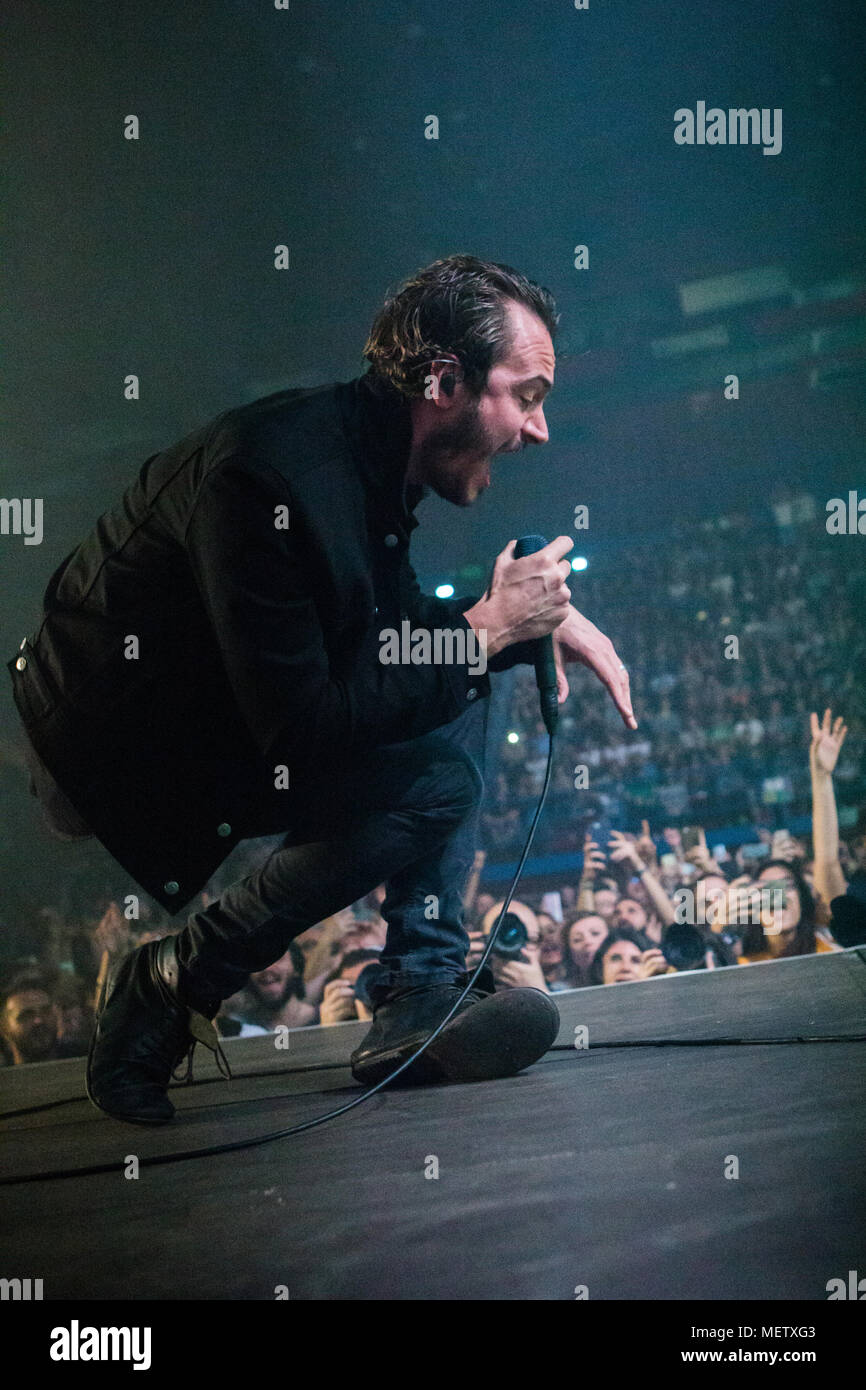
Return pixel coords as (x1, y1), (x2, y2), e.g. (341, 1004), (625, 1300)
(544, 535), (575, 562)
(596, 650), (637, 728)
(510, 534), (573, 570)
(606, 658), (637, 729)
(553, 640), (569, 703)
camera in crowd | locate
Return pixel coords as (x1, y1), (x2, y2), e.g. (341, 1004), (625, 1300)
(661, 923), (736, 971)
(490, 911), (530, 959)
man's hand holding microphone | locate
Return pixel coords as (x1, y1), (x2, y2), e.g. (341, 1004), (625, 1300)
(463, 534), (636, 731)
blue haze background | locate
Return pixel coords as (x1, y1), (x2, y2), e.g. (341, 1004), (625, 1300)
(1, 0), (864, 908)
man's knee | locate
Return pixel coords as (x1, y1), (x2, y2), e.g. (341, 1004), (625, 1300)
(419, 740), (484, 825)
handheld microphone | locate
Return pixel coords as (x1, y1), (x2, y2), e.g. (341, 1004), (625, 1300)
(514, 533), (560, 736)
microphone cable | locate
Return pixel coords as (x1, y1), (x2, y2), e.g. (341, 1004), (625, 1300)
(0, 739), (557, 1185)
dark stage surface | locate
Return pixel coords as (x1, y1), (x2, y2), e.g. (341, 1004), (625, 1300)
(2, 951), (865, 1301)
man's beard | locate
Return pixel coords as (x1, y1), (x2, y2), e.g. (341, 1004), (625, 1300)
(19, 1026), (57, 1060)
(414, 395), (495, 504)
(250, 978), (297, 1014)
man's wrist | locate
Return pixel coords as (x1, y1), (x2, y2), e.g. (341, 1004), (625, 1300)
(464, 600), (504, 659)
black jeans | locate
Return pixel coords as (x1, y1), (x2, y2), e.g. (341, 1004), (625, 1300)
(172, 696), (489, 1005)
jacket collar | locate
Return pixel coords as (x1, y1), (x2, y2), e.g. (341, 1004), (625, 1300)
(341, 371), (426, 532)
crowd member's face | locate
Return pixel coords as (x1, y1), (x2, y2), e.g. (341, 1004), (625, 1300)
(613, 897), (647, 931)
(341, 926), (385, 954)
(249, 950), (297, 1008)
(409, 299), (554, 507)
(474, 893), (495, 922)
(2, 989), (59, 1061)
(601, 941), (643, 985)
(756, 866), (801, 952)
(698, 874), (729, 928)
(593, 887), (618, 919)
(628, 878), (652, 910)
(58, 999), (90, 1049)
(537, 912), (564, 968)
(568, 916), (608, 973)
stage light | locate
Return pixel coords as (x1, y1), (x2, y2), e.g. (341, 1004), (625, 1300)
(571, 556), (588, 571)
(435, 583), (455, 598)
(507, 731), (520, 744)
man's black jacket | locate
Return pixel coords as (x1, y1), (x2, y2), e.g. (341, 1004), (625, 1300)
(8, 372), (529, 912)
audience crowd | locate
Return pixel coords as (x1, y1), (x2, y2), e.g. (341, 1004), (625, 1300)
(489, 509), (865, 853)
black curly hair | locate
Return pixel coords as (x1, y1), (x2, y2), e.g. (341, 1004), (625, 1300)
(363, 253), (559, 399)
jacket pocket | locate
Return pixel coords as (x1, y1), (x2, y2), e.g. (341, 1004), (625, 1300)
(8, 640), (60, 725)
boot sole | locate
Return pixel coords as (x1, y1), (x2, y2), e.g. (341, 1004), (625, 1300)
(425, 988), (560, 1082)
(351, 989), (560, 1088)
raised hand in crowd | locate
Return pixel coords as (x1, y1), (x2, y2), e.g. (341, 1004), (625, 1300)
(770, 829), (803, 863)
(318, 977), (359, 1026)
(91, 901), (134, 961)
(577, 833), (608, 912)
(634, 819), (658, 871)
(810, 707), (848, 776)
(466, 929), (487, 970)
(607, 829), (644, 872)
(581, 832), (608, 880)
(636, 947), (672, 979)
(683, 827), (717, 877)
(492, 950), (549, 992)
(607, 830), (677, 927)
(810, 707), (848, 909)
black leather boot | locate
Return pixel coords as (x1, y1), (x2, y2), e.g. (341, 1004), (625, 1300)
(349, 967), (560, 1087)
(85, 937), (231, 1125)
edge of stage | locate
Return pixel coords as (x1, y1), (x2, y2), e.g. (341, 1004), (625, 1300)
(2, 948), (865, 1301)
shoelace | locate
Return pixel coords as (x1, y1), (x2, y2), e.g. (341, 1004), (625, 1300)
(171, 1008), (233, 1086)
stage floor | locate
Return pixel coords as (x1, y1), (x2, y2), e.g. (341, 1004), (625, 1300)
(2, 950), (865, 1300)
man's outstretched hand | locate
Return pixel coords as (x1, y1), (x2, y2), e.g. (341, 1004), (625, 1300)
(552, 605), (637, 730)
(463, 534), (637, 731)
